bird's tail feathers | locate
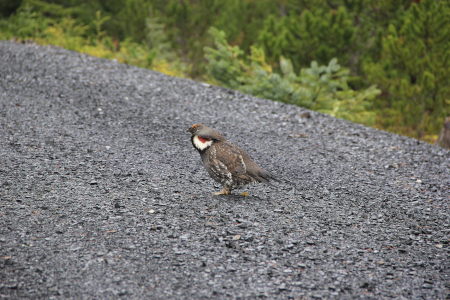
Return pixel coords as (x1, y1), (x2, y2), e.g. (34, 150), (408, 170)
(258, 170), (294, 188)
(257, 171), (281, 185)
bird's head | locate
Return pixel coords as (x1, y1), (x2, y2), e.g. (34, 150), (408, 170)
(187, 124), (223, 151)
(187, 123), (205, 135)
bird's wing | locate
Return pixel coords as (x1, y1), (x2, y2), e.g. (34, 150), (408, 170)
(219, 141), (247, 171)
(211, 141), (255, 181)
(212, 140), (279, 186)
(207, 156), (234, 184)
(224, 141), (281, 185)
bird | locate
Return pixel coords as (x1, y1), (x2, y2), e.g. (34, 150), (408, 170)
(187, 123), (280, 195)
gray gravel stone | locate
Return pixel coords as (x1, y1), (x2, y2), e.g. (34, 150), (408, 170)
(0, 41), (449, 299)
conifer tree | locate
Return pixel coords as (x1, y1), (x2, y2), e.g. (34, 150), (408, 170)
(258, 6), (356, 71)
(205, 27), (380, 126)
(364, 0), (450, 139)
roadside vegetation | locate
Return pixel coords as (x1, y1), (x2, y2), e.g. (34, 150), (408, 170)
(1, 0), (448, 143)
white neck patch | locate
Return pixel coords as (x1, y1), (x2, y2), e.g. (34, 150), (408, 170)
(193, 135), (213, 151)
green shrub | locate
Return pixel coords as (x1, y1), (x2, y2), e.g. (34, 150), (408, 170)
(258, 6), (356, 71)
(205, 27), (380, 125)
(365, 0), (450, 141)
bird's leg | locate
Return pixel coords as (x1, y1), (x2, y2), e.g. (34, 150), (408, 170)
(212, 188), (232, 195)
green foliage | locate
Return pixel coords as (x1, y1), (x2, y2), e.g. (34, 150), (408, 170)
(158, 0), (275, 78)
(44, 16), (89, 51)
(116, 0), (151, 42)
(364, 0), (450, 140)
(204, 27), (246, 90)
(0, 4), (49, 40)
(256, 0), (413, 80)
(0, 1), (184, 78)
(93, 10), (110, 41)
(258, 6), (357, 71)
(206, 28), (380, 125)
(210, 0), (281, 54)
(0, 0), (449, 142)
(0, 0), (23, 18)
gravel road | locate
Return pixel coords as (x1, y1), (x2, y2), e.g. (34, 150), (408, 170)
(1, 41), (449, 299)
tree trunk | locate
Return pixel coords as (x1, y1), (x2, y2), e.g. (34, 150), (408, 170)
(435, 117), (450, 149)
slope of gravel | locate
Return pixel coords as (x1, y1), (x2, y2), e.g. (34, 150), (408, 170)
(0, 40), (449, 299)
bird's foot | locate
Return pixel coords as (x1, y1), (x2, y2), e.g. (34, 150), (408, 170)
(212, 188), (232, 195)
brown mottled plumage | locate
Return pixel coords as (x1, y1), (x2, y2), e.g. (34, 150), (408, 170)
(187, 124), (279, 195)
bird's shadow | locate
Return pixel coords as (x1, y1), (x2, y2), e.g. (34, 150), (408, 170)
(209, 193), (268, 202)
